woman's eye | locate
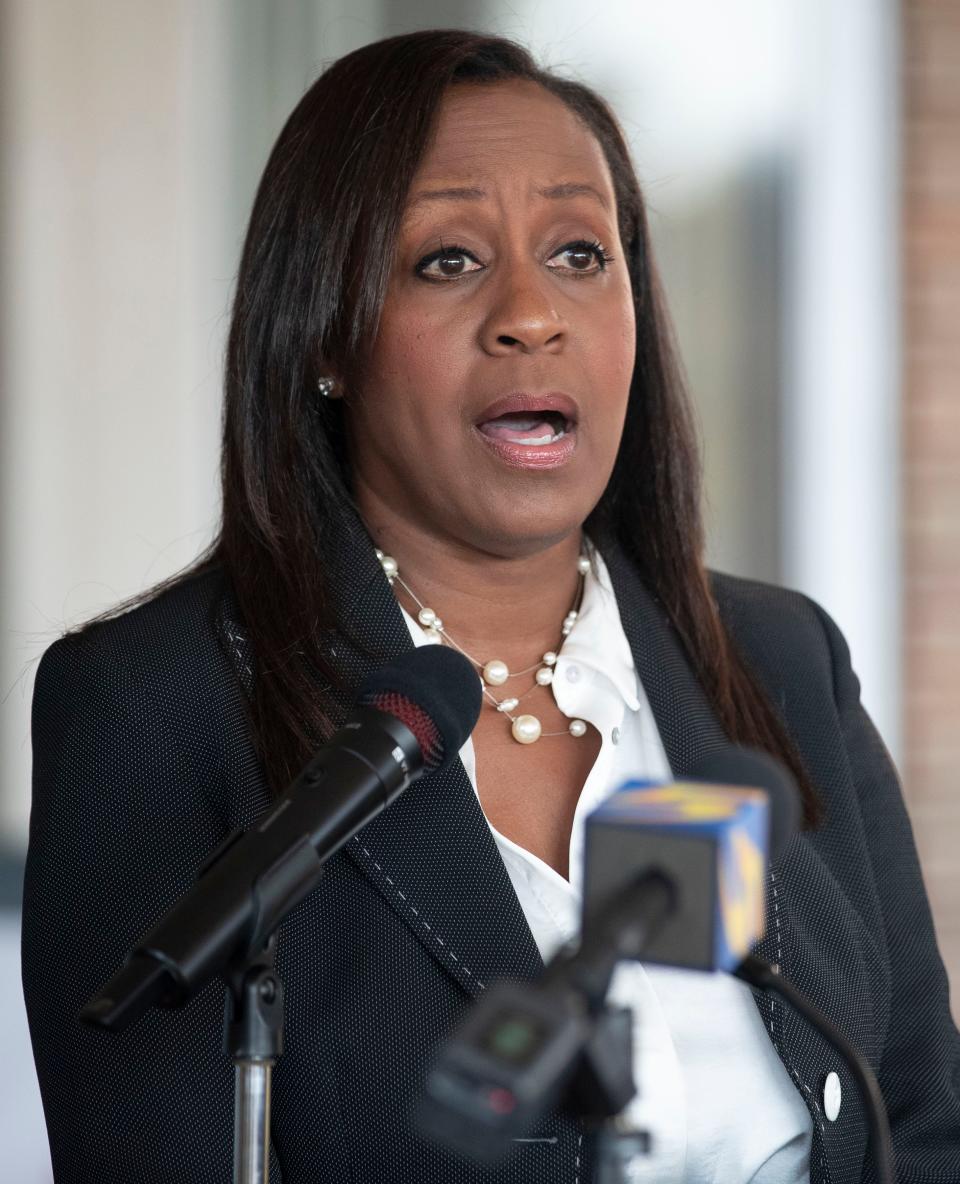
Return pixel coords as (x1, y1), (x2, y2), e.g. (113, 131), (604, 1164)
(414, 239), (613, 282)
(415, 246), (484, 281)
(547, 239), (613, 275)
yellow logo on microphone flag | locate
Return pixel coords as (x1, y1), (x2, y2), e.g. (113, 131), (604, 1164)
(583, 781), (769, 972)
(718, 825), (766, 960)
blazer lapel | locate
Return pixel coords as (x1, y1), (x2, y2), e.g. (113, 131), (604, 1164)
(601, 541), (787, 981)
(339, 531), (751, 1005)
(600, 541), (730, 775)
(334, 531), (740, 1001)
(309, 513), (545, 999)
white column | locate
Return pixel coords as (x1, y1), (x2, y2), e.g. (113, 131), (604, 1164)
(780, 0), (902, 756)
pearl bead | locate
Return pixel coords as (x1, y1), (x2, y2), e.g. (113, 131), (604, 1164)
(577, 555), (591, 575)
(375, 548), (384, 560)
(497, 697), (519, 713)
(535, 667), (554, 686)
(483, 659), (509, 686)
(542, 651), (557, 666)
(418, 607), (437, 627)
(564, 611), (578, 624)
(511, 714), (542, 744)
(568, 719), (587, 738)
(433, 618), (443, 631)
(380, 555), (398, 579)
(423, 628), (442, 644)
(561, 623), (572, 636)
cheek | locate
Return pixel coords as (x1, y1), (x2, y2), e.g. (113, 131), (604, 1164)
(354, 311), (475, 476)
(370, 314), (430, 388)
(366, 306), (472, 415)
(588, 297), (636, 400)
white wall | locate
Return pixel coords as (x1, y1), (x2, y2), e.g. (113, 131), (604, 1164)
(1, 0), (230, 841)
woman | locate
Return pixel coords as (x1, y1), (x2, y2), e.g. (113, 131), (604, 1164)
(22, 29), (960, 1184)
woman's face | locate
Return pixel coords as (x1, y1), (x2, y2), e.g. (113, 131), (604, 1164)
(347, 79), (636, 558)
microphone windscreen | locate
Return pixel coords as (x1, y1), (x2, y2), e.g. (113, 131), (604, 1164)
(689, 746), (801, 860)
(357, 646), (481, 773)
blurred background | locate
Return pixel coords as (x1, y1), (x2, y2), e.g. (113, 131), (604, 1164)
(1, 0), (956, 1176)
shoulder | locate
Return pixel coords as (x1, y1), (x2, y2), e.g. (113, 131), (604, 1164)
(37, 564), (227, 689)
(708, 569), (853, 709)
(32, 565), (235, 770)
(709, 568), (823, 638)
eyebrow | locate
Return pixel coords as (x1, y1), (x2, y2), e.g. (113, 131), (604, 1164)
(409, 181), (610, 211)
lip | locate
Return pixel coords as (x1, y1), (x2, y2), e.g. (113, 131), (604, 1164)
(474, 426), (578, 470)
(472, 391), (580, 471)
(475, 390), (580, 426)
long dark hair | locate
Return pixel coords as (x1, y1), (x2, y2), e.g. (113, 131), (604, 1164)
(87, 30), (821, 826)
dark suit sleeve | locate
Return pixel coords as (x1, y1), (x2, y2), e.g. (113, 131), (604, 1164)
(811, 601), (960, 1181)
(21, 631), (283, 1182)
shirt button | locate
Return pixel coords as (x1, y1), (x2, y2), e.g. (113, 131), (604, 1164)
(565, 666), (581, 683)
(823, 1072), (841, 1121)
(611, 727), (621, 745)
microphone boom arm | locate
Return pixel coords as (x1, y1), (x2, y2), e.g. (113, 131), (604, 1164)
(735, 954), (895, 1184)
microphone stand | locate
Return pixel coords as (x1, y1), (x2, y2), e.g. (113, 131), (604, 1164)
(417, 871), (674, 1178)
(562, 1004), (650, 1184)
(224, 935), (285, 1184)
(80, 706), (429, 1182)
(548, 872), (674, 1181)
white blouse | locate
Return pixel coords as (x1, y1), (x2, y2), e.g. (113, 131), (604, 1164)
(401, 552), (813, 1183)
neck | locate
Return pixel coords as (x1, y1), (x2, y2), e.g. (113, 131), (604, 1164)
(356, 491), (584, 665)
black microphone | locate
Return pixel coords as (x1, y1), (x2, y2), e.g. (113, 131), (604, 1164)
(81, 645), (481, 1032)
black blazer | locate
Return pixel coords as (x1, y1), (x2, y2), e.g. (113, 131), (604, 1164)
(22, 525), (960, 1183)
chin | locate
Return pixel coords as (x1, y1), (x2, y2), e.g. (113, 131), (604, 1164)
(450, 496), (595, 559)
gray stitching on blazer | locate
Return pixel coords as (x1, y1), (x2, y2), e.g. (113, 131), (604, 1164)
(771, 868), (830, 1183)
(772, 867), (784, 1046)
(760, 869), (780, 1042)
(791, 1070), (829, 1181)
(355, 841), (486, 989)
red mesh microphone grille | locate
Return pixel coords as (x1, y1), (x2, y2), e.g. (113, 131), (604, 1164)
(362, 691), (445, 772)
(355, 647), (481, 774)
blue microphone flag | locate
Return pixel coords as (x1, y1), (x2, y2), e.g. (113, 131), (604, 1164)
(583, 779), (768, 972)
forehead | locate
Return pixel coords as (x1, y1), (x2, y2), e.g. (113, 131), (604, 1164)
(408, 79), (615, 206)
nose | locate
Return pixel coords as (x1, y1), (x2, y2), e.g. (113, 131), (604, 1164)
(479, 267), (567, 356)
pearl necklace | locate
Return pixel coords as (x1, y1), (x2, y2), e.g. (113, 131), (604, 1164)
(376, 548), (590, 745)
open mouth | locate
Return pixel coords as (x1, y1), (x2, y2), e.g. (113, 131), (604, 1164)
(477, 409), (571, 447)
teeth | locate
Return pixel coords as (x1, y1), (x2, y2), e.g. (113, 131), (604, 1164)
(516, 429), (565, 447)
(479, 412), (571, 447)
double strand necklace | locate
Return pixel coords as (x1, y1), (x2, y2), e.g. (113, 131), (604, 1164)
(377, 548), (590, 745)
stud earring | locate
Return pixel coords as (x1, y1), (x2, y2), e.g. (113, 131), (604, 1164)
(316, 376), (338, 398)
